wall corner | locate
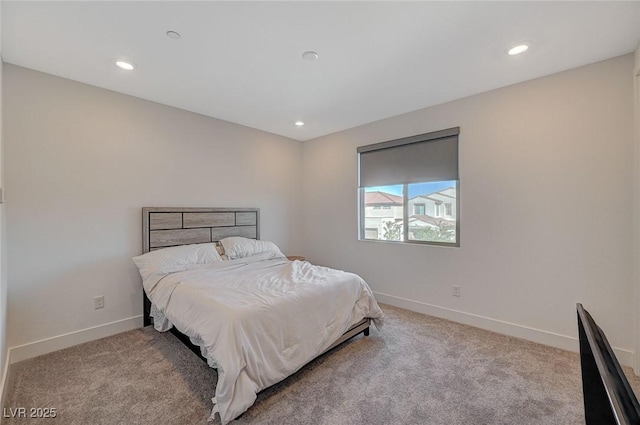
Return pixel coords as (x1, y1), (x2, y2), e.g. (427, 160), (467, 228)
(634, 40), (640, 375)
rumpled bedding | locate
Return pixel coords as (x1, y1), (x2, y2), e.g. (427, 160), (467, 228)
(141, 251), (384, 424)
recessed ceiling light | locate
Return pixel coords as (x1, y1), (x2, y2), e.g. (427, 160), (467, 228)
(507, 44), (530, 56)
(302, 51), (319, 61)
(115, 60), (135, 71)
(166, 30), (182, 40)
(295, 121), (305, 127)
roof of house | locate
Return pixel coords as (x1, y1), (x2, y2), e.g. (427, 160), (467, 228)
(411, 196), (439, 203)
(410, 186), (456, 201)
(409, 214), (456, 226)
(365, 191), (403, 205)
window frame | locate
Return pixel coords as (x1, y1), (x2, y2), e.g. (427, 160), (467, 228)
(357, 127), (460, 248)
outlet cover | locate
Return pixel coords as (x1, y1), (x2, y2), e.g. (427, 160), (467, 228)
(94, 295), (105, 309)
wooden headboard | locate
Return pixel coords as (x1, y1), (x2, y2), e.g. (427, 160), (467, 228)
(143, 207), (260, 254)
(142, 207), (260, 325)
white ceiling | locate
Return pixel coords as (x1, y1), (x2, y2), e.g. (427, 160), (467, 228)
(3, 1), (640, 142)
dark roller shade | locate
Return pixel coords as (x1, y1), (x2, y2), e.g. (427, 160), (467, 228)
(358, 128), (459, 187)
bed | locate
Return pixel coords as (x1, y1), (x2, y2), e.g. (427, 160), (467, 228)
(135, 207), (384, 424)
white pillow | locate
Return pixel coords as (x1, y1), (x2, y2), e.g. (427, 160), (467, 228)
(132, 243), (222, 271)
(219, 237), (284, 260)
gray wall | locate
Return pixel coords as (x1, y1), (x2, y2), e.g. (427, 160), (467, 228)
(0, 2), (7, 403)
(301, 54), (636, 363)
(3, 64), (303, 350)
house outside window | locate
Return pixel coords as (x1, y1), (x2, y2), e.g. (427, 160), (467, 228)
(358, 127), (459, 247)
(361, 189), (404, 241)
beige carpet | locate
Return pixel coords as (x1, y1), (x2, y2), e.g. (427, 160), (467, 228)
(5, 304), (639, 424)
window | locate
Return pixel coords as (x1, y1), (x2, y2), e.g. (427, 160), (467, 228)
(362, 185), (404, 241)
(364, 228), (379, 239)
(407, 183), (456, 244)
(357, 127), (459, 246)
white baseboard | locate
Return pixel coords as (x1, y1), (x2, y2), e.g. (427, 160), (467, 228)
(374, 291), (634, 368)
(0, 350), (10, 421)
(8, 315), (143, 364)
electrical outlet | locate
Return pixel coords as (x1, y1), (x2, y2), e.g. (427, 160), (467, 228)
(94, 295), (105, 309)
(452, 285), (461, 297)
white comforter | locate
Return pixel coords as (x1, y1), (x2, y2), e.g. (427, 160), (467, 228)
(141, 252), (384, 424)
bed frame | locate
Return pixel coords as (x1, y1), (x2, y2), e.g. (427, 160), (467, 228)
(141, 207), (370, 363)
